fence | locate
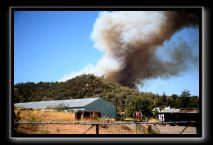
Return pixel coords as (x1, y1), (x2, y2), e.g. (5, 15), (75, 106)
(14, 121), (198, 134)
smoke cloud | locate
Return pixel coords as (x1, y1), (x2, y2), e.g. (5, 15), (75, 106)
(90, 11), (199, 89)
(58, 54), (119, 82)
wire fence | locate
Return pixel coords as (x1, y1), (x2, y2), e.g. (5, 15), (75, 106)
(14, 121), (198, 134)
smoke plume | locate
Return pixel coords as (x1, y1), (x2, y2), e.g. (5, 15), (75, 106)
(90, 11), (199, 89)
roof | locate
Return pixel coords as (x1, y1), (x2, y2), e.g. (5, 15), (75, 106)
(158, 108), (199, 114)
(75, 110), (101, 113)
(14, 97), (100, 109)
(159, 108), (180, 113)
(179, 108), (199, 113)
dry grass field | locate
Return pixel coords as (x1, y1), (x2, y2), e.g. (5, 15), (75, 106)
(14, 108), (136, 134)
(14, 108), (197, 134)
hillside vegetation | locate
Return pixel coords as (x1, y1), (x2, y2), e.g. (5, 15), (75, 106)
(14, 74), (199, 116)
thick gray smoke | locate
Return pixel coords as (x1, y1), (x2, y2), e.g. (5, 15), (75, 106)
(91, 11), (199, 89)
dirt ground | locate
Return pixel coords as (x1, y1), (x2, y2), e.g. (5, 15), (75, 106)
(153, 125), (197, 134)
(14, 109), (197, 134)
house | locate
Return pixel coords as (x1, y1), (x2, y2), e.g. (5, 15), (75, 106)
(14, 97), (116, 118)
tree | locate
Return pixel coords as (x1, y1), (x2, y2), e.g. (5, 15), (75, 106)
(188, 96), (199, 108)
(179, 90), (191, 108)
(167, 96), (175, 107)
(162, 92), (168, 107)
(125, 96), (153, 118)
(180, 90), (191, 98)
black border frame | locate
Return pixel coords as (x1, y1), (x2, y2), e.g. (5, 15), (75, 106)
(10, 6), (203, 138)
(0, 0), (210, 144)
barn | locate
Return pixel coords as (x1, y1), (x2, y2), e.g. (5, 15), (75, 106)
(14, 97), (116, 118)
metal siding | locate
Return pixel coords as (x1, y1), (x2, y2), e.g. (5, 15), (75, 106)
(105, 100), (116, 117)
(85, 98), (116, 118)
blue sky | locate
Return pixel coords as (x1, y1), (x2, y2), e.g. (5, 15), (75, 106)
(14, 11), (199, 96)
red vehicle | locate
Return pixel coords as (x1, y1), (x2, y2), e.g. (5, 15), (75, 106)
(133, 111), (143, 120)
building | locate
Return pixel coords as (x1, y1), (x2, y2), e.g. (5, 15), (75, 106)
(157, 107), (199, 126)
(14, 97), (116, 118)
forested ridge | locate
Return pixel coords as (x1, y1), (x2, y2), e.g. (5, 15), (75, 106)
(14, 74), (199, 115)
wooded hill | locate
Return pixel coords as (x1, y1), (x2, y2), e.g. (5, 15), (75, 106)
(14, 74), (199, 115)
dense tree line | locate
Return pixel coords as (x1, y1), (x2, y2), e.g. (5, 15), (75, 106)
(125, 90), (199, 118)
(14, 74), (199, 117)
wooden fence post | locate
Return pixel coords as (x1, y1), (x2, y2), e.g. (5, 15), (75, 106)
(96, 124), (99, 134)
